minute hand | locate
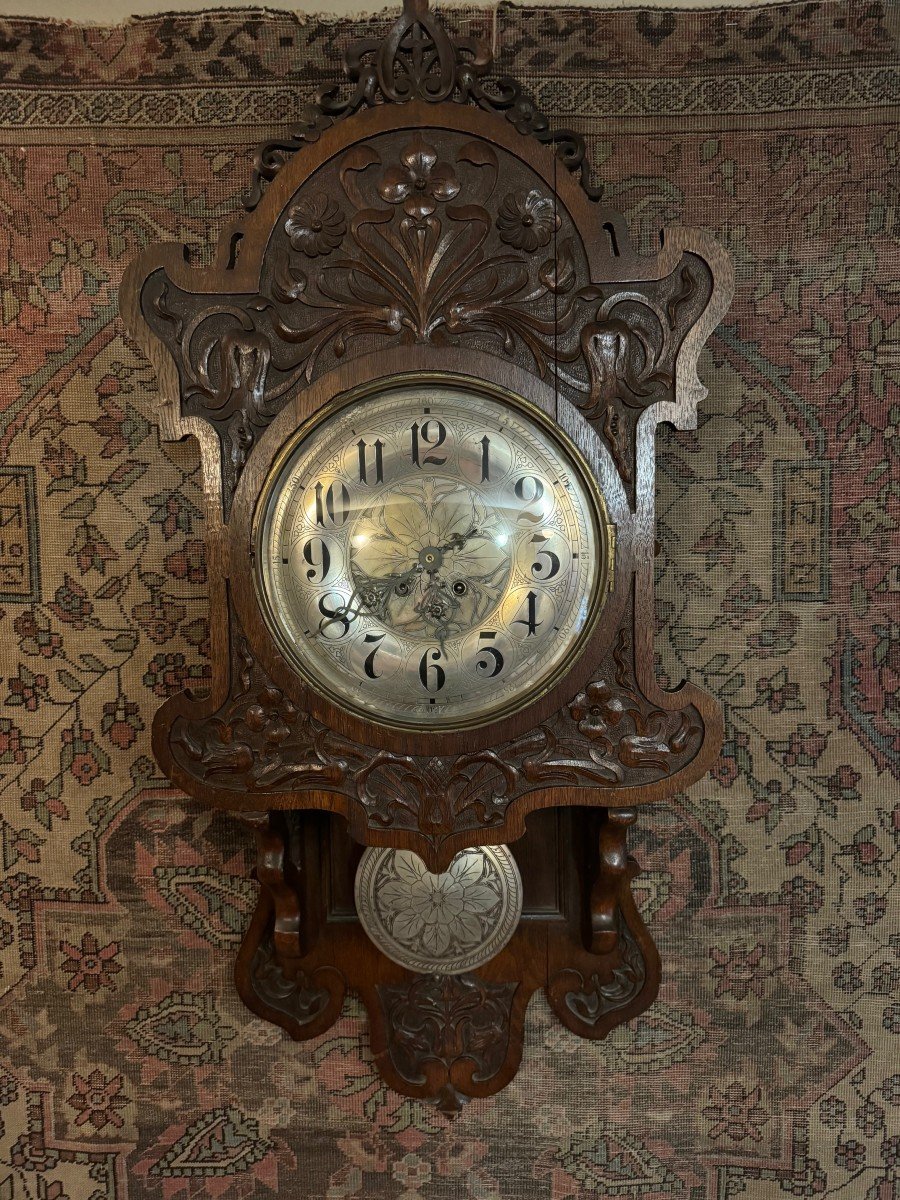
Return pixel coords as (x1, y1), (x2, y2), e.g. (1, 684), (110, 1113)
(433, 527), (480, 557)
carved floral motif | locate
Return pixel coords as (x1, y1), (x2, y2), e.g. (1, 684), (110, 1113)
(377, 973), (517, 1113)
(496, 188), (558, 251)
(284, 195), (346, 256)
(144, 118), (711, 512)
(169, 623), (703, 850)
(253, 136), (579, 385)
(378, 134), (460, 215)
(175, 640), (349, 791)
(569, 675), (693, 771)
(147, 129), (629, 508)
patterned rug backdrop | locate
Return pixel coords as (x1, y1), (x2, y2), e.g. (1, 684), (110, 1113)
(0, 2), (897, 1196)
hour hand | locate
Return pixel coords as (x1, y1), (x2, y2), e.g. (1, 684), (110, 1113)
(318, 563), (419, 632)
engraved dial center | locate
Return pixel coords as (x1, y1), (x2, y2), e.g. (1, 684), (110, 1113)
(348, 475), (511, 644)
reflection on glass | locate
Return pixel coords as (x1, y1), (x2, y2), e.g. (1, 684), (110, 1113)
(256, 379), (608, 729)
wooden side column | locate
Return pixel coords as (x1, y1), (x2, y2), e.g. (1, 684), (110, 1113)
(234, 810), (346, 1040)
(546, 807), (661, 1039)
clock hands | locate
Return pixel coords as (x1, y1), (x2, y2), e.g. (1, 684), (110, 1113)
(320, 523), (488, 641)
(433, 527), (480, 557)
(317, 562), (421, 634)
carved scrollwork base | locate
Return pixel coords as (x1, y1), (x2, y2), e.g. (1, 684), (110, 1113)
(232, 806), (659, 1111)
(235, 902), (347, 1042)
(373, 974), (519, 1116)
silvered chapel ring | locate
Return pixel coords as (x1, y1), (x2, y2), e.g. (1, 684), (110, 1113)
(354, 844), (523, 975)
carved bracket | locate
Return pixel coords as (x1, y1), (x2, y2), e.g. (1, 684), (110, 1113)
(547, 808), (659, 1039)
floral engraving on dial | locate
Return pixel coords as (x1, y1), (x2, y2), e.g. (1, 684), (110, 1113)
(255, 380), (608, 728)
(349, 477), (510, 645)
(355, 845), (523, 974)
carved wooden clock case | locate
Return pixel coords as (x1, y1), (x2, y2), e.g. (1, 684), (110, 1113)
(122, 0), (733, 1113)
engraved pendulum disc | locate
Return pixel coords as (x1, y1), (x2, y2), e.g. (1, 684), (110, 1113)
(354, 845), (523, 975)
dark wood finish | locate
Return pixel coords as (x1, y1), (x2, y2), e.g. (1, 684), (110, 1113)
(235, 807), (659, 1115)
(121, 0), (732, 1111)
(164, 600), (711, 869)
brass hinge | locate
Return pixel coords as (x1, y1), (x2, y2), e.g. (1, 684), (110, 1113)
(607, 522), (616, 591)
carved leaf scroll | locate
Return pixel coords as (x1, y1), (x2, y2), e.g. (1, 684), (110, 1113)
(168, 618), (704, 854)
(250, 936), (333, 1027)
(560, 259), (714, 485)
(560, 920), (647, 1026)
(176, 638), (350, 792)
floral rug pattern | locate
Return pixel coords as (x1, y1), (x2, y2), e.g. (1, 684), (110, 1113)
(0, 2), (897, 1197)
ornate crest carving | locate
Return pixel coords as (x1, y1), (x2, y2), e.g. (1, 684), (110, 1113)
(142, 141), (713, 513)
(244, 0), (599, 210)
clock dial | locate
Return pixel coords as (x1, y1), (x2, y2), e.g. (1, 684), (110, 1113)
(254, 379), (610, 729)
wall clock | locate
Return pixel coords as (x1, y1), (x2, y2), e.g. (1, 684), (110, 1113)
(122, 0), (733, 1113)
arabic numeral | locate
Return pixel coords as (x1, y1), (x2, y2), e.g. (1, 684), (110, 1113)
(363, 631), (386, 679)
(475, 631), (503, 678)
(530, 532), (561, 580)
(514, 475), (545, 524)
(314, 480), (351, 526)
(418, 648), (446, 692)
(479, 435), (490, 481)
(317, 591), (350, 639)
(356, 438), (384, 485)
(512, 590), (541, 637)
(410, 420), (447, 467)
(301, 537), (331, 583)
